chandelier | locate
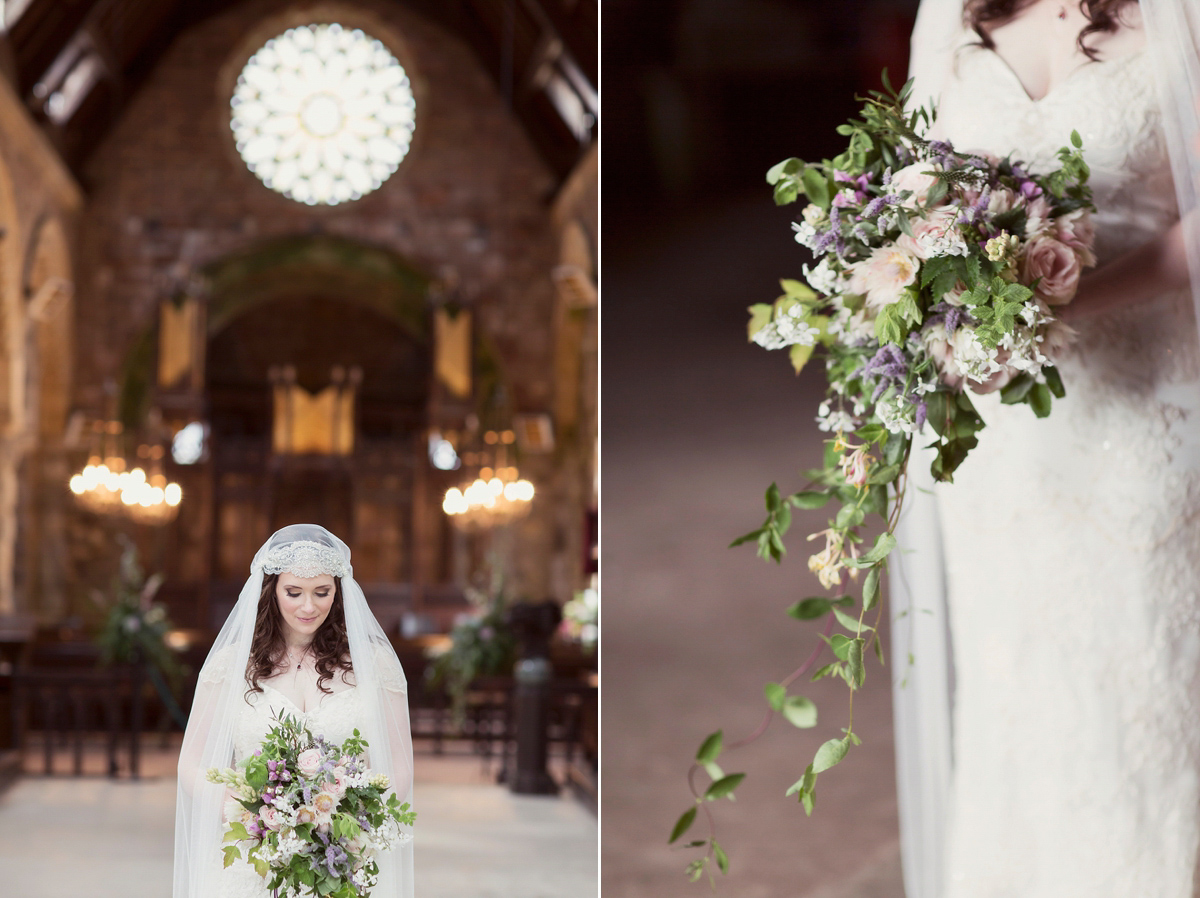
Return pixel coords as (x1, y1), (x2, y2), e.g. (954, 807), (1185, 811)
(442, 428), (535, 530)
(69, 421), (182, 525)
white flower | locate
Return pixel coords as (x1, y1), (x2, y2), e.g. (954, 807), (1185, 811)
(791, 220), (820, 250)
(752, 305), (819, 350)
(802, 203), (827, 226)
(802, 257), (842, 296)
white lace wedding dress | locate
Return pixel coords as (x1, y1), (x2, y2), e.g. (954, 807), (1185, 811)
(930, 36), (1200, 897)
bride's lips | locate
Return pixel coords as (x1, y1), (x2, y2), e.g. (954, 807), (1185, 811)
(296, 616), (319, 623)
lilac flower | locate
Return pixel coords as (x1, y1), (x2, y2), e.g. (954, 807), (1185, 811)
(860, 344), (910, 402)
(913, 396), (928, 430)
(928, 301), (971, 335)
(812, 227), (839, 255)
(860, 194), (901, 219)
(881, 166), (893, 186)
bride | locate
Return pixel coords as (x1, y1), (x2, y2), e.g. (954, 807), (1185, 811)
(893, 0), (1200, 895)
(173, 524), (414, 898)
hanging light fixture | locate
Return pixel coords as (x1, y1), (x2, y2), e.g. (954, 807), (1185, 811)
(442, 427), (534, 530)
(69, 422), (183, 525)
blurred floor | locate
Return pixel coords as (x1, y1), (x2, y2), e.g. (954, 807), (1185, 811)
(0, 738), (596, 897)
(602, 194), (904, 897)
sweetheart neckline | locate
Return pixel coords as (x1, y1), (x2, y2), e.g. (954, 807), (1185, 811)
(977, 44), (1148, 105)
(258, 681), (358, 715)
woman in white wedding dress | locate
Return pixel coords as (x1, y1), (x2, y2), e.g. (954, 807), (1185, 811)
(895, 0), (1200, 895)
(173, 525), (415, 898)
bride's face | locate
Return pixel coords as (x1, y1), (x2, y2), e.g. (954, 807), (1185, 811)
(275, 572), (337, 643)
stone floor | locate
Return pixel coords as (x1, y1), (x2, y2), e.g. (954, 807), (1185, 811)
(602, 194), (905, 898)
(0, 738), (597, 897)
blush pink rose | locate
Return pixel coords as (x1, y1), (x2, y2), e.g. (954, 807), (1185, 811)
(1054, 209), (1098, 267)
(891, 162), (940, 208)
(1022, 235), (1082, 305)
(297, 748), (323, 778)
(260, 806), (284, 830)
(907, 208), (958, 259)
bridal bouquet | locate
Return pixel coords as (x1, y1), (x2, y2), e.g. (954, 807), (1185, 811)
(208, 714), (415, 898)
(671, 76), (1094, 883)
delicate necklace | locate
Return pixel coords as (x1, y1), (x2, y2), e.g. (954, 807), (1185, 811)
(285, 645), (311, 671)
(1058, 5), (1068, 20)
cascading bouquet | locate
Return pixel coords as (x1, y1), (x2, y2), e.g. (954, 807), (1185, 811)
(669, 76), (1094, 884)
(208, 714), (415, 898)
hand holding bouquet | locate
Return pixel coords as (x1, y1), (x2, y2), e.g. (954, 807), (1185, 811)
(671, 75), (1094, 884)
(208, 714), (415, 898)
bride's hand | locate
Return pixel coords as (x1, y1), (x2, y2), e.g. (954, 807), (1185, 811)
(1059, 221), (1190, 323)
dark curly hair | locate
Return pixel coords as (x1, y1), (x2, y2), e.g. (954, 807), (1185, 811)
(245, 572), (354, 700)
(965, 0), (1140, 61)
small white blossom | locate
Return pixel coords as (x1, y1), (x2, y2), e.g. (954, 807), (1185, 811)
(791, 220), (820, 250)
(802, 257), (842, 296)
(802, 203), (827, 226)
(752, 305), (819, 350)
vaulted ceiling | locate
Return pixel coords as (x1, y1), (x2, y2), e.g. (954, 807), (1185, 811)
(0, 0), (596, 184)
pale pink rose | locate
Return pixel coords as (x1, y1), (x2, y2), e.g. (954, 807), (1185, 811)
(907, 208), (958, 259)
(297, 748), (323, 778)
(321, 768), (349, 799)
(1054, 209), (1098, 267)
(1022, 235), (1082, 305)
(1023, 197), (1054, 238)
(260, 806), (284, 831)
(891, 162), (940, 208)
(848, 244), (920, 312)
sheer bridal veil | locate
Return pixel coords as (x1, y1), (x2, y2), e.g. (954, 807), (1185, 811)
(173, 524), (415, 898)
(894, 1), (1200, 896)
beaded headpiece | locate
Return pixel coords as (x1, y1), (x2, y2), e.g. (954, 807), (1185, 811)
(252, 539), (351, 579)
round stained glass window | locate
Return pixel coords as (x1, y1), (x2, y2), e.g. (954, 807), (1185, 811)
(230, 23), (416, 205)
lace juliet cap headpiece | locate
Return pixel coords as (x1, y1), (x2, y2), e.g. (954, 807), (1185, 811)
(252, 539), (352, 579)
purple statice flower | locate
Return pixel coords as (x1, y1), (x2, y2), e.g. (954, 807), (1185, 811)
(303, 782), (313, 805)
(860, 344), (910, 402)
(913, 396), (928, 430)
(881, 166), (893, 186)
(852, 225), (871, 244)
(325, 843), (348, 878)
(928, 301), (972, 335)
(812, 227), (839, 255)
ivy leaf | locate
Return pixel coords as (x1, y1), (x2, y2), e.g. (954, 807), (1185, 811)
(789, 342), (815, 374)
(781, 695), (818, 728)
(812, 736), (851, 773)
(222, 845), (241, 868)
(764, 682), (786, 711)
(704, 773), (745, 801)
(669, 807), (697, 844)
(696, 730), (723, 764)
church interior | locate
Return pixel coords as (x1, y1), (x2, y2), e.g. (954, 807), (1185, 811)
(0, 0), (597, 894)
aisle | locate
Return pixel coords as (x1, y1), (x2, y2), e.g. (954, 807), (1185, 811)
(0, 755), (596, 897)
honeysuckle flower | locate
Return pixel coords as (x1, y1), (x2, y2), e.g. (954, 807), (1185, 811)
(807, 529), (847, 590)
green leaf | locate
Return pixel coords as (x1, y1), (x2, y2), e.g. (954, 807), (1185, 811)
(703, 761), (724, 781)
(1000, 373), (1035, 405)
(766, 483), (782, 511)
(1071, 129), (1083, 148)
(669, 807), (697, 844)
(781, 278), (816, 301)
(802, 167), (831, 208)
(846, 532), (897, 568)
(766, 157), (803, 185)
(764, 682), (786, 711)
(713, 840), (730, 875)
(867, 462), (900, 485)
(728, 527), (762, 549)
(834, 502), (865, 530)
(802, 790), (816, 815)
(787, 596), (851, 620)
(781, 695), (818, 728)
(747, 304), (773, 342)
(790, 490), (831, 509)
(789, 342), (815, 374)
(872, 634), (886, 665)
(812, 736), (851, 773)
(811, 661), (841, 681)
(1029, 382), (1052, 418)
(705, 773), (746, 801)
(696, 730), (723, 764)
(828, 632), (853, 660)
(832, 606), (865, 633)
(1044, 365), (1066, 398)
(224, 822), (250, 844)
(222, 845), (241, 868)
(848, 638), (866, 689)
(862, 566), (882, 611)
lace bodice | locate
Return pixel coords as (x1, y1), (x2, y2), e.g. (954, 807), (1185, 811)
(232, 683), (364, 762)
